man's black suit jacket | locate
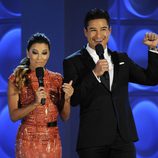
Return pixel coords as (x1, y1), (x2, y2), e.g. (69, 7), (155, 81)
(63, 48), (158, 150)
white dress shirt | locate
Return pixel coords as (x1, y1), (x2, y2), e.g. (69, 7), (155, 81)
(86, 44), (114, 91)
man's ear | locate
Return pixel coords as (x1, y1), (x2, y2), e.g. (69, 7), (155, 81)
(108, 27), (112, 36)
(84, 28), (88, 38)
(106, 27), (112, 40)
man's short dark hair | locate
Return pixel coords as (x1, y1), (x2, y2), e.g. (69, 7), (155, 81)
(84, 8), (110, 29)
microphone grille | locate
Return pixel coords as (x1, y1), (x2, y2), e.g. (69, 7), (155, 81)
(35, 67), (44, 78)
(95, 44), (104, 56)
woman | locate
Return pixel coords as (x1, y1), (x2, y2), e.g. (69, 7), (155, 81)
(8, 33), (73, 158)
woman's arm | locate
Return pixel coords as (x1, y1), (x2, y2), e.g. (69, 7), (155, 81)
(60, 98), (71, 121)
(8, 81), (46, 122)
(60, 81), (73, 121)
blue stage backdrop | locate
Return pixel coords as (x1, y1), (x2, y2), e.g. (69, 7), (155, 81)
(0, 0), (158, 158)
(64, 1), (158, 158)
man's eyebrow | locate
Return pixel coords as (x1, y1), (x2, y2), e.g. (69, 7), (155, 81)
(89, 27), (96, 30)
(102, 26), (109, 28)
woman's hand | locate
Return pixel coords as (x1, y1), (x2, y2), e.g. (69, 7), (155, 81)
(60, 80), (73, 121)
(35, 87), (47, 104)
(62, 80), (74, 100)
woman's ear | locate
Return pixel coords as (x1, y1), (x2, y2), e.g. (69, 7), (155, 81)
(26, 51), (29, 58)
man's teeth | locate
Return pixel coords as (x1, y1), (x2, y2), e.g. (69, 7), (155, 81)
(95, 39), (102, 42)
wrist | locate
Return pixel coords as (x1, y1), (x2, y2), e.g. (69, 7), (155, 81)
(149, 46), (157, 49)
(32, 102), (38, 108)
(64, 98), (70, 102)
(92, 69), (99, 77)
(149, 46), (157, 51)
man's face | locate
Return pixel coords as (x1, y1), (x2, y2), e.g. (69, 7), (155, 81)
(84, 18), (111, 49)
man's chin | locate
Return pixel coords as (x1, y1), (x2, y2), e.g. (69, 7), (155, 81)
(94, 42), (105, 48)
(95, 42), (103, 45)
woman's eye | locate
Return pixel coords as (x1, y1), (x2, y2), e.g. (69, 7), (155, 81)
(32, 51), (38, 54)
(42, 52), (48, 55)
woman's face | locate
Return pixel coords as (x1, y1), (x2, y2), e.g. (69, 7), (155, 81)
(27, 43), (50, 70)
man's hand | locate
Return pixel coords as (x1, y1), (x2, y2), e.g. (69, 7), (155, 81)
(144, 32), (158, 49)
(93, 59), (109, 77)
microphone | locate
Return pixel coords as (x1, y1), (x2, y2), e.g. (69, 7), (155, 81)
(95, 43), (107, 75)
(35, 67), (45, 105)
(95, 43), (110, 89)
(95, 43), (104, 59)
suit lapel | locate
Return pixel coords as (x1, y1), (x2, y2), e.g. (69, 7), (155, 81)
(80, 48), (96, 71)
(109, 49), (119, 91)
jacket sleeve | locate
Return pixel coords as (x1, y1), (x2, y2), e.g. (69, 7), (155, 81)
(63, 58), (99, 106)
(128, 51), (158, 85)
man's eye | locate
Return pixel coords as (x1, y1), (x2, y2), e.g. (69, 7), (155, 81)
(102, 27), (109, 31)
(102, 28), (107, 31)
(90, 30), (96, 32)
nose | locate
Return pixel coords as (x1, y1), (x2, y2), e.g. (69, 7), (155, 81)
(37, 54), (42, 60)
(95, 30), (102, 39)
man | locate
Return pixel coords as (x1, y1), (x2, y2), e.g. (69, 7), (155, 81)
(63, 8), (158, 158)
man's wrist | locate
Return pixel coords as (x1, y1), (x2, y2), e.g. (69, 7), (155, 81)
(149, 46), (158, 53)
(92, 70), (101, 82)
(92, 70), (99, 77)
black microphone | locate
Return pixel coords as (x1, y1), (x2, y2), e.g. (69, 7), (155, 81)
(95, 43), (110, 89)
(35, 67), (45, 105)
(95, 43), (108, 75)
(95, 43), (104, 59)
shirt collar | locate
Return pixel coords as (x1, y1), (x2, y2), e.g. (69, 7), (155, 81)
(86, 43), (109, 58)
